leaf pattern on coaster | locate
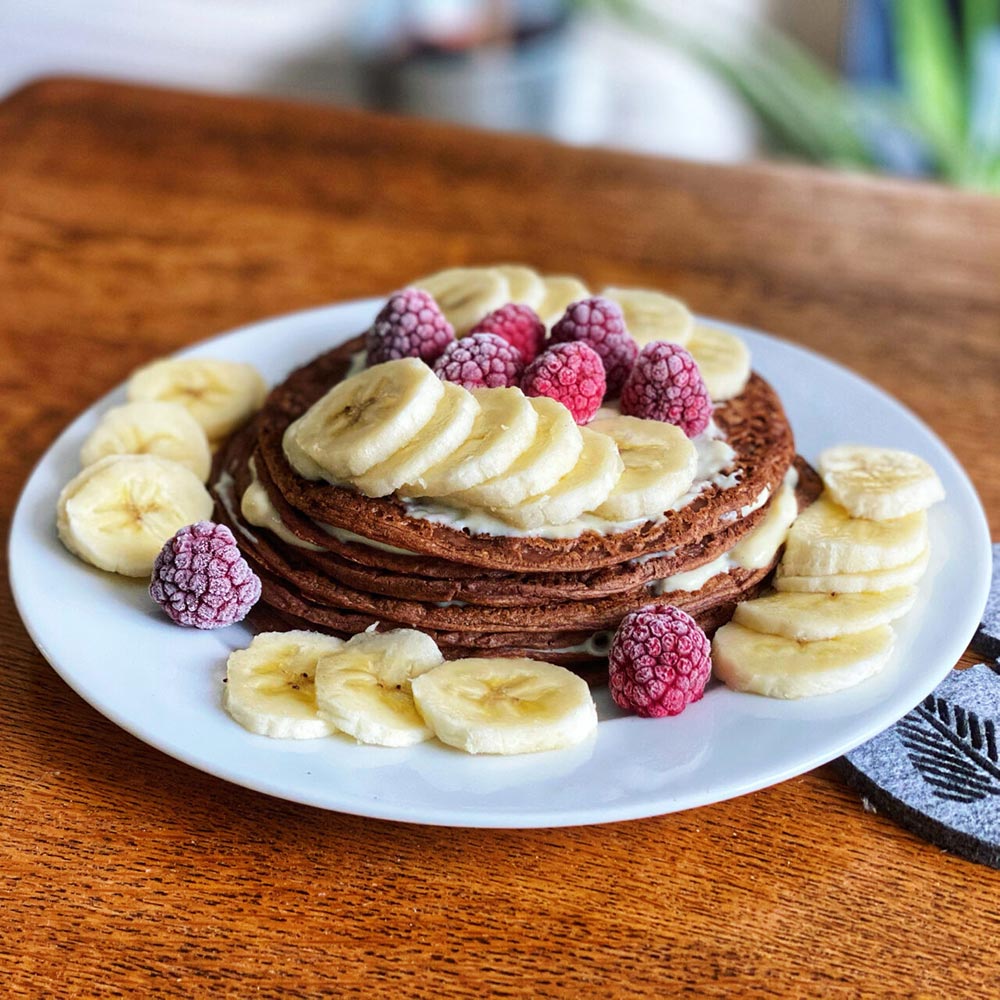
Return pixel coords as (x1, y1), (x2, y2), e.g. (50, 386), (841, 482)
(897, 694), (1000, 804)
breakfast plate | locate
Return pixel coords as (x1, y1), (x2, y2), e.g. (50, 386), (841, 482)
(8, 298), (992, 827)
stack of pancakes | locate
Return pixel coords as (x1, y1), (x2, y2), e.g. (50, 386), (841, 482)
(211, 336), (821, 676)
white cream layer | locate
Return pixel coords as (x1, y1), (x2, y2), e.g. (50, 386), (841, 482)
(648, 466), (800, 594)
(241, 458), (418, 556)
(396, 425), (736, 540)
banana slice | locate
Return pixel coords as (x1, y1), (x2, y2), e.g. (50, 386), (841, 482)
(492, 427), (624, 529)
(352, 382), (479, 498)
(314, 629), (443, 747)
(589, 415), (697, 522)
(712, 622), (895, 699)
(774, 545), (930, 594)
(407, 386), (538, 496)
(732, 587), (917, 641)
(284, 358), (444, 482)
(687, 325), (751, 402)
(495, 264), (545, 310)
(537, 275), (590, 328)
(456, 396), (583, 510)
(602, 286), (694, 347)
(781, 495), (928, 576)
(127, 358), (267, 441)
(411, 657), (598, 755)
(57, 454), (213, 577)
(80, 400), (213, 482)
(819, 445), (946, 521)
(224, 630), (346, 739)
(414, 267), (510, 334)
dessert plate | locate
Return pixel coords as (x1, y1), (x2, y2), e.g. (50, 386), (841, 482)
(9, 299), (992, 828)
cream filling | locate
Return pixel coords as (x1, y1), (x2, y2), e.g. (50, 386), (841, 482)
(242, 458), (418, 556)
(398, 424), (738, 540)
(529, 630), (615, 658)
(719, 485), (772, 523)
(648, 468), (800, 595)
(216, 470), (255, 541)
(241, 459), (325, 551)
(631, 546), (679, 566)
(317, 523), (419, 556)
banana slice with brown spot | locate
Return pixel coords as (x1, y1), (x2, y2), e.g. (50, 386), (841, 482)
(588, 414), (697, 522)
(57, 454), (213, 576)
(602, 286), (694, 347)
(283, 358), (445, 482)
(712, 622), (895, 699)
(414, 267), (510, 334)
(406, 386), (538, 497)
(224, 630), (346, 739)
(781, 494), (928, 576)
(732, 587), (918, 641)
(80, 400), (213, 482)
(411, 657), (598, 754)
(455, 395), (583, 510)
(819, 445), (945, 521)
(537, 275), (590, 327)
(127, 358), (267, 441)
(315, 629), (444, 747)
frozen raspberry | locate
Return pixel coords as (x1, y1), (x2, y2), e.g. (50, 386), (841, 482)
(470, 303), (546, 363)
(150, 521), (261, 629)
(620, 341), (712, 437)
(366, 288), (454, 366)
(608, 604), (711, 718)
(549, 297), (638, 395)
(432, 332), (524, 390)
(521, 342), (606, 424)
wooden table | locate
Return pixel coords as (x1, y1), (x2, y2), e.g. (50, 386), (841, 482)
(2, 78), (998, 998)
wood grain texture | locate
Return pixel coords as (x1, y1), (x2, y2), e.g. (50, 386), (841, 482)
(1, 78), (998, 999)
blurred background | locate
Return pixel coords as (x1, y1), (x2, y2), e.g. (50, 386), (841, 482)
(4, 0), (999, 190)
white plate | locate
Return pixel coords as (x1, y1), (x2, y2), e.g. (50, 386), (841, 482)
(9, 299), (992, 828)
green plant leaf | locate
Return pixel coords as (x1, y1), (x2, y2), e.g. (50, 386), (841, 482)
(962, 0), (1000, 75)
(892, 0), (966, 148)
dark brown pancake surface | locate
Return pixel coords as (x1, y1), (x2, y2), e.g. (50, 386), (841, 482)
(216, 467), (781, 633)
(253, 336), (797, 572)
(218, 422), (819, 605)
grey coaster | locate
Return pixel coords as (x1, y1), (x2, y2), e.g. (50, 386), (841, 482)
(971, 542), (1000, 661)
(838, 663), (1000, 867)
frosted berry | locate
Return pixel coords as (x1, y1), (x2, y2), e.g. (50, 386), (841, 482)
(470, 303), (547, 363)
(432, 332), (524, 390)
(150, 521), (261, 629)
(621, 341), (712, 437)
(608, 604), (711, 718)
(549, 296), (638, 395)
(522, 342), (606, 424)
(366, 288), (454, 366)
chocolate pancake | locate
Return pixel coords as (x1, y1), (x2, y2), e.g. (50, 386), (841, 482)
(216, 471), (784, 633)
(254, 337), (797, 573)
(210, 331), (814, 679)
(216, 422), (820, 606)
(240, 557), (771, 664)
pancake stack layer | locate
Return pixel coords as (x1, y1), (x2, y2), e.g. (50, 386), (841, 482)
(211, 336), (821, 677)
